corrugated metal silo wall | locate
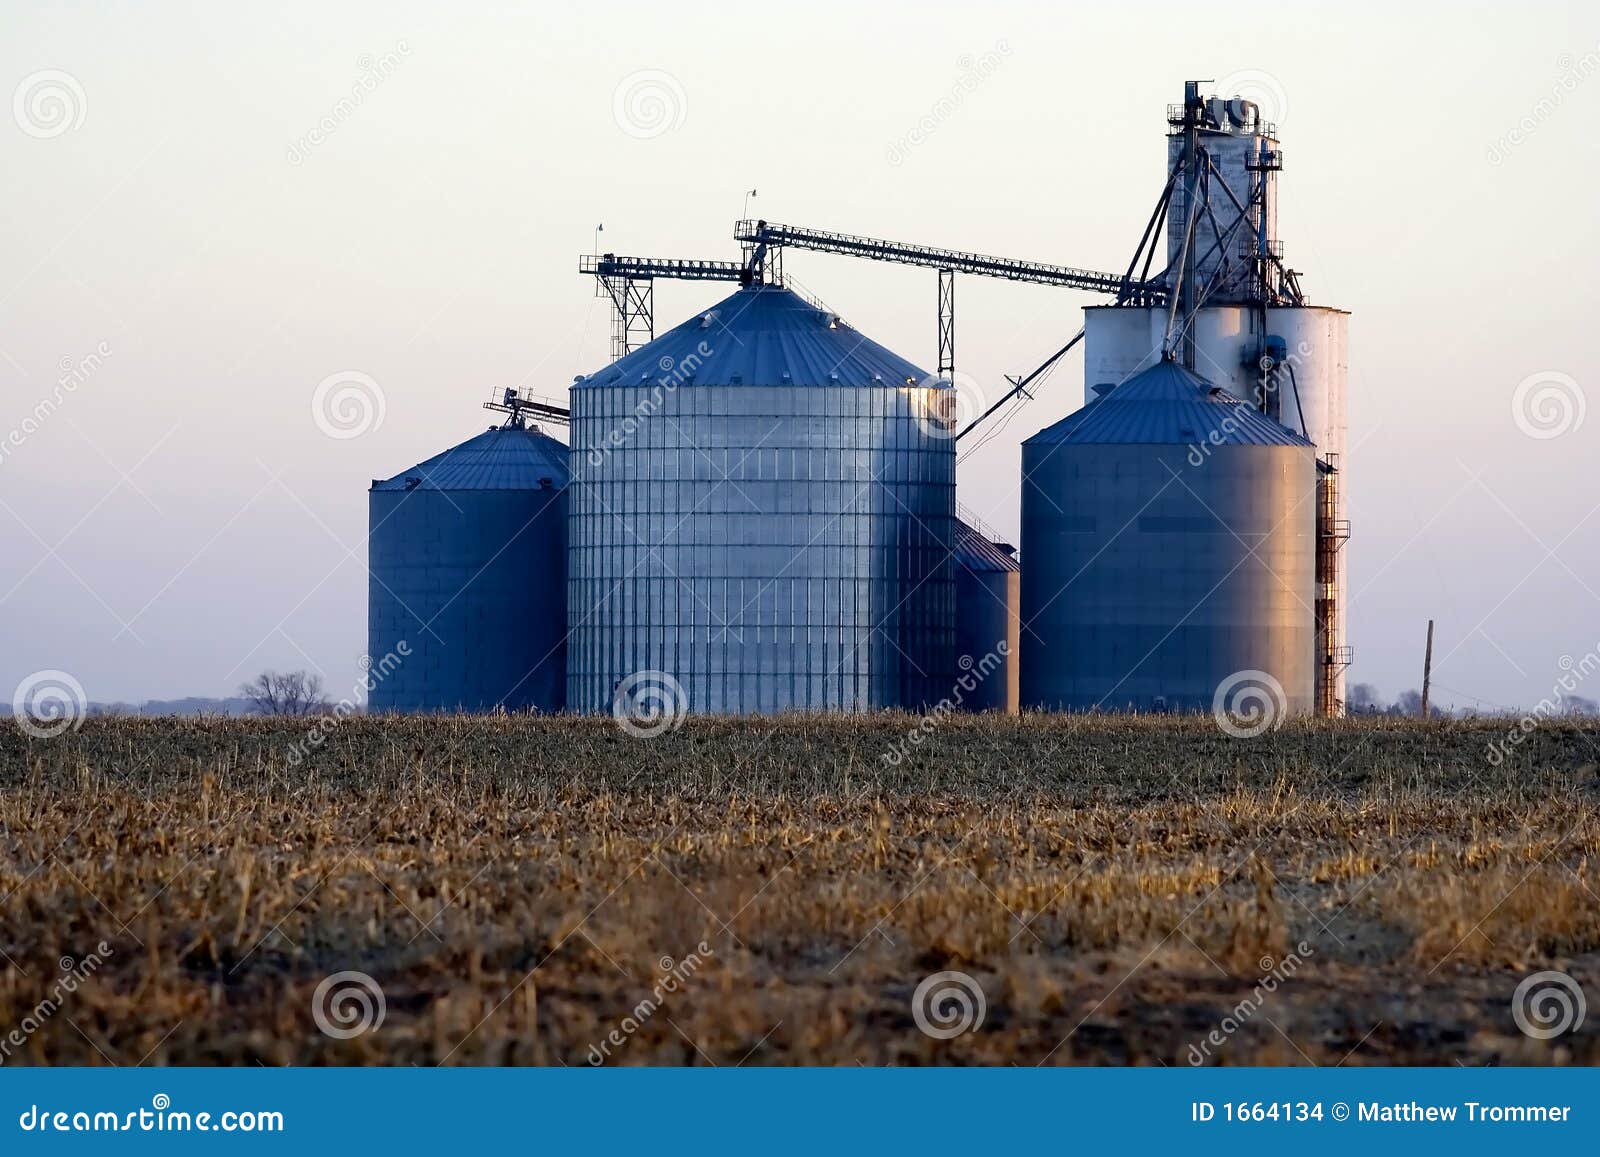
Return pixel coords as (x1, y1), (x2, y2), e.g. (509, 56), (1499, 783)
(954, 566), (1019, 713)
(567, 383), (955, 714)
(368, 487), (567, 712)
(1020, 442), (1315, 712)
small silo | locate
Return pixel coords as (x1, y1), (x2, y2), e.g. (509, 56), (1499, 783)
(1020, 360), (1316, 713)
(567, 284), (955, 715)
(953, 517), (1019, 713)
(368, 420), (569, 712)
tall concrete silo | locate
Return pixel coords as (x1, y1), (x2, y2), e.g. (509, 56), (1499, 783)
(953, 516), (1019, 713)
(368, 421), (569, 712)
(1085, 82), (1351, 713)
(567, 284), (955, 715)
(1020, 360), (1316, 714)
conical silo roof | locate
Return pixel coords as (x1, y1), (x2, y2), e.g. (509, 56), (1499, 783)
(371, 425), (570, 492)
(954, 518), (1019, 573)
(1024, 360), (1312, 448)
(574, 284), (931, 388)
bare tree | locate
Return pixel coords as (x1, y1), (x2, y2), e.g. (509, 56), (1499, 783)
(238, 670), (331, 717)
(1347, 682), (1386, 715)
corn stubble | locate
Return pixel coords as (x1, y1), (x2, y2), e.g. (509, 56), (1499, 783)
(1, 715), (1596, 1066)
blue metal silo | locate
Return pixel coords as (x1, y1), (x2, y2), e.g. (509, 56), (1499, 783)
(566, 284), (956, 715)
(953, 516), (1020, 713)
(368, 420), (569, 712)
(1020, 360), (1316, 714)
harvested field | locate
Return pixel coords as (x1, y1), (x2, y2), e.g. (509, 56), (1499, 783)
(1, 715), (1597, 1066)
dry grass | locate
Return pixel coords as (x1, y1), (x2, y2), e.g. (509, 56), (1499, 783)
(1, 714), (1598, 1066)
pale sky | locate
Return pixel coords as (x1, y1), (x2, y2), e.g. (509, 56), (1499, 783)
(1, 1), (1595, 711)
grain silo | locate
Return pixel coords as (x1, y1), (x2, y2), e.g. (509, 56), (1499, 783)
(1020, 359), (1316, 714)
(1083, 82), (1351, 713)
(567, 283), (955, 715)
(368, 418), (569, 712)
(953, 516), (1019, 713)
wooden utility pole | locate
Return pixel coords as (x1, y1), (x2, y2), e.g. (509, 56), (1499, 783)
(1421, 619), (1435, 719)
